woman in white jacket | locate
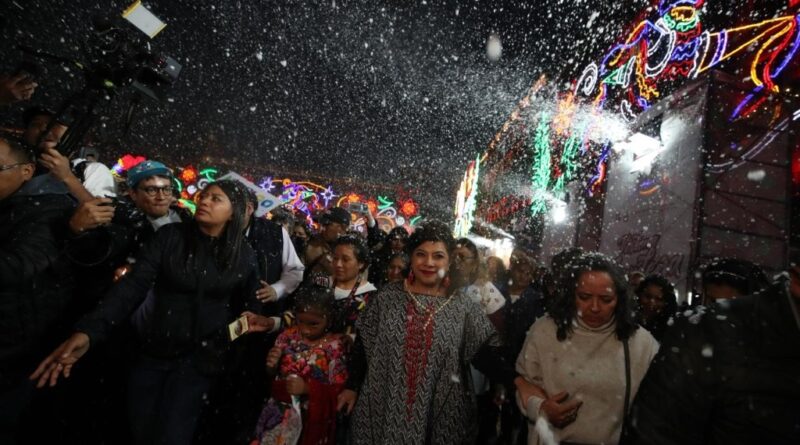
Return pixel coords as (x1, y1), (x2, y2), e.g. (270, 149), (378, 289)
(515, 253), (659, 445)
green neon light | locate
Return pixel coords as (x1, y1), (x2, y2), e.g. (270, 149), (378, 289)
(530, 111), (552, 216)
(553, 120), (586, 193)
(410, 216), (422, 226)
(663, 12), (699, 32)
(173, 177), (183, 193)
(179, 199), (196, 214)
(199, 168), (218, 180)
(378, 196), (393, 210)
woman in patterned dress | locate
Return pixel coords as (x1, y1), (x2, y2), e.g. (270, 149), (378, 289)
(337, 221), (516, 445)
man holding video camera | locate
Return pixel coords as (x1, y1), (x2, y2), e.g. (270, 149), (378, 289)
(21, 107), (108, 204)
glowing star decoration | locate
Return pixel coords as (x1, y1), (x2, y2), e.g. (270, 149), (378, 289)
(259, 177), (274, 193)
(320, 186), (337, 207)
(454, 154), (481, 237)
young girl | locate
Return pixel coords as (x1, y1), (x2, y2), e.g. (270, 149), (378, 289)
(252, 286), (348, 445)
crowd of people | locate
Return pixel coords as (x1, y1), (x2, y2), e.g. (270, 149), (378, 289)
(1, 73), (799, 445)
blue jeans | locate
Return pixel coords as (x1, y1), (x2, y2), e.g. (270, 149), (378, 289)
(127, 355), (211, 445)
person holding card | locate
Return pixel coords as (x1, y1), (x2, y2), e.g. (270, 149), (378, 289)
(251, 285), (348, 445)
(30, 180), (267, 445)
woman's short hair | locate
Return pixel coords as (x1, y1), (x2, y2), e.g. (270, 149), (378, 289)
(406, 221), (455, 256)
(550, 252), (639, 341)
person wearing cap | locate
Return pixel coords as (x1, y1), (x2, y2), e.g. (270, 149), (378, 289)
(303, 206), (352, 287)
(59, 160), (193, 443)
(66, 160), (192, 288)
(622, 251), (800, 445)
(21, 107), (95, 203)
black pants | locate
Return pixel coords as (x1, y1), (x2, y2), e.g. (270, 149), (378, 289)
(0, 379), (34, 445)
(127, 355), (211, 445)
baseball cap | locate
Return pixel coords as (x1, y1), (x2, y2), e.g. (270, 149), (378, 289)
(318, 207), (351, 226)
(127, 160), (173, 189)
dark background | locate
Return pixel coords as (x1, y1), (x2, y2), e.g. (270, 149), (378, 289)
(0, 0), (791, 218)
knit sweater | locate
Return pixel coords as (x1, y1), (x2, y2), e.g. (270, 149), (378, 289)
(516, 316), (659, 445)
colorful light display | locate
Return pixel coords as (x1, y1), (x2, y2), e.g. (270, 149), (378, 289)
(337, 193), (422, 233)
(457, 0), (800, 234)
(453, 154), (481, 237)
(111, 154), (147, 176)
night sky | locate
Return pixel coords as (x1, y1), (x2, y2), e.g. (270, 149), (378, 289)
(0, 0), (790, 218)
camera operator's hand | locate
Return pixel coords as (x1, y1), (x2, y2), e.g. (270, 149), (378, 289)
(69, 198), (115, 234)
(0, 73), (37, 105)
(39, 148), (76, 182)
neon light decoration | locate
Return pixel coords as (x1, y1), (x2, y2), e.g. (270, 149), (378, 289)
(335, 193), (422, 233)
(578, 1), (800, 120)
(112, 154), (147, 176)
(454, 154), (481, 237)
(529, 112), (553, 216)
(459, 0), (800, 227)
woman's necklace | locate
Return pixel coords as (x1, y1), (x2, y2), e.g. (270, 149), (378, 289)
(405, 285), (455, 330)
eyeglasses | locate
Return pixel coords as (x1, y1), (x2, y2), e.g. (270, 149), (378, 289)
(454, 254), (477, 262)
(0, 162), (32, 172)
(137, 185), (174, 197)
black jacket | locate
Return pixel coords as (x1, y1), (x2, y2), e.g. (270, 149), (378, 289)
(500, 284), (546, 361)
(622, 277), (800, 445)
(0, 179), (75, 388)
(76, 222), (261, 374)
(65, 200), (193, 314)
(246, 217), (284, 313)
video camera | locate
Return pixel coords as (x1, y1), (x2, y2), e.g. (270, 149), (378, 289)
(17, 2), (182, 156)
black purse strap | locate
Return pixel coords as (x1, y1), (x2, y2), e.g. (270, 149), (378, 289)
(621, 338), (632, 437)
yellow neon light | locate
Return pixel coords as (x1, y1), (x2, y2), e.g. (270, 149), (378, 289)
(751, 22), (793, 92)
(697, 17), (794, 75)
(670, 6), (697, 22)
(609, 21), (648, 67)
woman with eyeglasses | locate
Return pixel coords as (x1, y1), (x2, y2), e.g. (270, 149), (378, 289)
(31, 180), (268, 445)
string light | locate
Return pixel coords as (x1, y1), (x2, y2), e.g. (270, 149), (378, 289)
(529, 112), (552, 216)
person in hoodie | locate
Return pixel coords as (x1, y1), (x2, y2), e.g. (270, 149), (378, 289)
(31, 180), (266, 445)
(621, 251), (800, 445)
(0, 136), (74, 445)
